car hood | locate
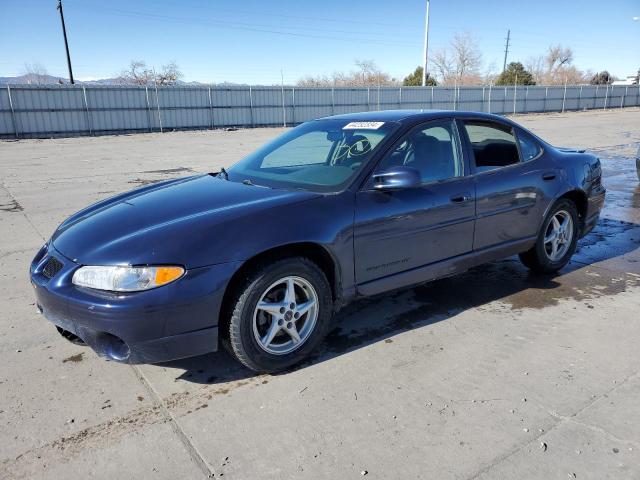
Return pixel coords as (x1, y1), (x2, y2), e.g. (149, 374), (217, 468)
(52, 174), (320, 268)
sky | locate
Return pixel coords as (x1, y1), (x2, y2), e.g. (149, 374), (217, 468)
(1, 0), (639, 84)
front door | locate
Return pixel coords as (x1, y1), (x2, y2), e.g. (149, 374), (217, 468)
(354, 119), (476, 285)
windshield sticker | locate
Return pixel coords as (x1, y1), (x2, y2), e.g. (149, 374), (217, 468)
(343, 121), (385, 130)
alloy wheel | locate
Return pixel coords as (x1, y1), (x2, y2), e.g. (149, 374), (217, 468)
(252, 276), (319, 355)
(543, 210), (574, 262)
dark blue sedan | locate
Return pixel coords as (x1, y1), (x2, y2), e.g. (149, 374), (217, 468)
(30, 110), (605, 372)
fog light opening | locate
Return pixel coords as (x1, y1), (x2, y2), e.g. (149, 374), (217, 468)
(56, 326), (87, 346)
(100, 333), (131, 361)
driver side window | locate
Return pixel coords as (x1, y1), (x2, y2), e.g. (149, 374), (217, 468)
(377, 120), (463, 183)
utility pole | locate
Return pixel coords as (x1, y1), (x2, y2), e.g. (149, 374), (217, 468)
(421, 0), (431, 86)
(502, 28), (511, 73)
(56, 0), (74, 84)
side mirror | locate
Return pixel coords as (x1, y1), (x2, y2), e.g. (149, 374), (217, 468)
(372, 166), (421, 191)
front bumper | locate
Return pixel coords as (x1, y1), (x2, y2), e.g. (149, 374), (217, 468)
(30, 244), (240, 363)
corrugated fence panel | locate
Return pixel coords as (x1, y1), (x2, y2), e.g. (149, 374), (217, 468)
(457, 87), (485, 112)
(0, 87), (15, 136)
(1, 83), (638, 138)
(292, 88), (333, 123)
(400, 87), (433, 109)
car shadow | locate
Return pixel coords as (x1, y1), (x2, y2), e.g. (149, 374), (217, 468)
(161, 216), (640, 385)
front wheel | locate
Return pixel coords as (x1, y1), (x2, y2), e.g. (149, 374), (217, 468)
(519, 199), (579, 273)
(226, 257), (333, 373)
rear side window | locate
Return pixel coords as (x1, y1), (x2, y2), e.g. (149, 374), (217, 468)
(516, 129), (543, 161)
(463, 121), (520, 171)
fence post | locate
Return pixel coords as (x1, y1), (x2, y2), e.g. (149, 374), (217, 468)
(154, 82), (163, 133)
(367, 87), (371, 111)
(292, 87), (296, 124)
(331, 87), (335, 115)
(81, 85), (92, 135)
(524, 86), (528, 112)
(281, 83), (286, 127)
(208, 85), (214, 129)
(398, 87), (402, 110)
(543, 87), (547, 112)
(377, 84), (380, 110)
(488, 84), (492, 114)
(594, 85), (598, 109)
(249, 85), (254, 127)
(513, 84), (517, 115)
(482, 86), (485, 112)
(562, 82), (567, 113)
(603, 85), (609, 110)
(622, 86), (627, 109)
(430, 85), (434, 108)
(144, 86), (152, 132)
(6, 85), (19, 139)
(578, 85), (582, 110)
(453, 81), (457, 110)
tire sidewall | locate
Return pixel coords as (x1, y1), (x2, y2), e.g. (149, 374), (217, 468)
(232, 258), (333, 372)
(535, 199), (579, 270)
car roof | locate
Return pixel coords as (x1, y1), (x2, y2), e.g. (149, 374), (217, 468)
(318, 109), (509, 124)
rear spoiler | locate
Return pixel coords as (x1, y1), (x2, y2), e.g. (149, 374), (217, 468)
(556, 147), (586, 153)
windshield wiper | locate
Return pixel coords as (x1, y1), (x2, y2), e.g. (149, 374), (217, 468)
(218, 167), (229, 180)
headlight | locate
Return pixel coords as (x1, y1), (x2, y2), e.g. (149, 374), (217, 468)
(72, 265), (184, 292)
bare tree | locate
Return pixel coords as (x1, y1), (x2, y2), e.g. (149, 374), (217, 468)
(450, 32), (482, 84)
(525, 55), (545, 84)
(155, 61), (183, 86)
(296, 59), (396, 87)
(546, 45), (573, 73)
(429, 32), (483, 85)
(120, 60), (154, 85)
(430, 48), (455, 84)
(22, 63), (50, 84)
(120, 60), (182, 86)
(524, 46), (587, 85)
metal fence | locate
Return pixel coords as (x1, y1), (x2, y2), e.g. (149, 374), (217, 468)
(1, 83), (639, 139)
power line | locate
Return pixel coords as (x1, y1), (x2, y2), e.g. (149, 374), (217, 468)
(75, 5), (424, 48)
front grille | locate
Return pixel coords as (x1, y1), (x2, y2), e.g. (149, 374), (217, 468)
(42, 256), (64, 279)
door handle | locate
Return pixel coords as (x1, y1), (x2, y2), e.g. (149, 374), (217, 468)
(542, 172), (557, 181)
(450, 194), (471, 203)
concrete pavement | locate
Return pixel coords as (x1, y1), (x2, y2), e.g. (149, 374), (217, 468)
(1, 108), (639, 479)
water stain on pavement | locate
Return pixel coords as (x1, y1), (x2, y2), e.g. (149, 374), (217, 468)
(0, 199), (23, 212)
(62, 352), (84, 363)
(127, 178), (164, 186)
(142, 167), (194, 175)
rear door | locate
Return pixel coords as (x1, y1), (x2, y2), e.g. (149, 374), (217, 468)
(354, 119), (476, 285)
(460, 119), (560, 250)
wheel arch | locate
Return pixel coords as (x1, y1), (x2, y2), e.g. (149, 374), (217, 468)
(540, 188), (588, 233)
(557, 189), (588, 227)
(218, 242), (340, 337)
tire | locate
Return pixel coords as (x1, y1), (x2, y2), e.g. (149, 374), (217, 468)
(519, 199), (579, 273)
(225, 257), (333, 373)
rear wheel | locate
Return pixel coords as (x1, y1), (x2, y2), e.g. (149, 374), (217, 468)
(519, 199), (579, 273)
(226, 257), (333, 373)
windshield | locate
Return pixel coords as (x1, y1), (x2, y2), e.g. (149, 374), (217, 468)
(227, 119), (400, 192)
